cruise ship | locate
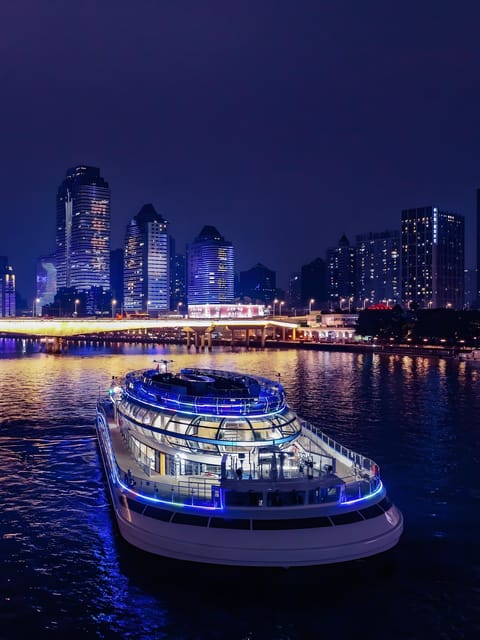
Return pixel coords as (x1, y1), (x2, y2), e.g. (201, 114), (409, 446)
(95, 366), (403, 567)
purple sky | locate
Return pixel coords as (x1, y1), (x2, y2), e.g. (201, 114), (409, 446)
(1, 0), (480, 301)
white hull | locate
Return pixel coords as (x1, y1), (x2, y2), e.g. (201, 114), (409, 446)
(96, 415), (403, 567)
(114, 495), (403, 567)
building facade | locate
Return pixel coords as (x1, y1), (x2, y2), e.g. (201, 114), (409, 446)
(300, 257), (327, 311)
(187, 225), (234, 306)
(123, 204), (171, 315)
(55, 165), (111, 292)
(401, 206), (465, 309)
(35, 253), (57, 315)
(172, 253), (187, 313)
(0, 257), (15, 317)
(238, 263), (276, 305)
(110, 248), (124, 314)
(355, 230), (401, 308)
(326, 234), (356, 309)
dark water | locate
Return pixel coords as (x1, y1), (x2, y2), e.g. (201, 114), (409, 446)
(0, 339), (479, 639)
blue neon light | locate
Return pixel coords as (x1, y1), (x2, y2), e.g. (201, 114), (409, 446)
(341, 480), (384, 506)
(97, 409), (224, 512)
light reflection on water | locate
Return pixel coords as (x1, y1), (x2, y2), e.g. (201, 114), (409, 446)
(0, 340), (479, 639)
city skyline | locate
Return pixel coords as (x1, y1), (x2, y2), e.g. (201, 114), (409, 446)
(2, 2), (480, 300)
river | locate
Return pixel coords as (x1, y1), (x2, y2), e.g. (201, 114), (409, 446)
(0, 339), (479, 639)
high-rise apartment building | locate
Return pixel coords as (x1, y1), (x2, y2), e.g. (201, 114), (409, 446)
(401, 206), (464, 309)
(0, 257), (15, 317)
(187, 226), (234, 305)
(326, 235), (355, 308)
(123, 204), (171, 315)
(355, 230), (401, 307)
(55, 165), (111, 292)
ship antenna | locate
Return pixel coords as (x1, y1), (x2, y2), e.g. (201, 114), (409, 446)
(154, 359), (174, 373)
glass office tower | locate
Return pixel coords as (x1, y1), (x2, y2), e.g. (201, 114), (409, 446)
(55, 165), (111, 292)
(187, 226), (234, 305)
(123, 204), (171, 315)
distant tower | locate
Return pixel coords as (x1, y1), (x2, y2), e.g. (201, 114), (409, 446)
(36, 254), (57, 314)
(300, 257), (327, 310)
(401, 206), (464, 309)
(0, 257), (15, 317)
(355, 230), (401, 307)
(123, 204), (171, 315)
(55, 165), (111, 292)
(239, 263), (276, 305)
(476, 189), (480, 307)
(172, 253), (187, 311)
(326, 234), (356, 308)
(287, 272), (302, 310)
(110, 248), (124, 312)
(187, 225), (234, 305)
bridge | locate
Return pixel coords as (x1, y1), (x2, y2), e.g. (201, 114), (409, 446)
(0, 317), (299, 351)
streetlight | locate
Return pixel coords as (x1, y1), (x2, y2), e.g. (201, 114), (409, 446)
(340, 298), (345, 311)
(273, 298), (278, 316)
(177, 301), (183, 315)
(309, 298), (315, 314)
(111, 299), (117, 318)
(74, 298), (80, 316)
(279, 301), (284, 316)
(363, 298), (369, 309)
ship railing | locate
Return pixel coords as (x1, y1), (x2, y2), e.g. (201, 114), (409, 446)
(299, 419), (378, 478)
(125, 370), (286, 415)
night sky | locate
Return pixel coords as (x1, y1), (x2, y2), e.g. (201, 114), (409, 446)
(2, 0), (480, 301)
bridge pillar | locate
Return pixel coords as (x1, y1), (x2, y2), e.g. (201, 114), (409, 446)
(261, 327), (266, 348)
(44, 337), (66, 354)
(246, 328), (250, 349)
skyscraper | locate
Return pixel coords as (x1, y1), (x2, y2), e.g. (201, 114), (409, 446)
(0, 257), (15, 317)
(55, 165), (111, 292)
(238, 263), (276, 305)
(123, 204), (171, 315)
(187, 225), (234, 305)
(172, 253), (187, 312)
(326, 234), (356, 309)
(401, 206), (464, 309)
(355, 230), (401, 307)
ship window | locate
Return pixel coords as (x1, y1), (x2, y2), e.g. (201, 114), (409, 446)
(252, 517), (332, 530)
(143, 506), (174, 522)
(171, 512), (209, 526)
(126, 498), (147, 515)
(209, 517), (251, 530)
(330, 511), (364, 525)
(225, 490), (263, 507)
(359, 504), (384, 519)
(378, 496), (392, 512)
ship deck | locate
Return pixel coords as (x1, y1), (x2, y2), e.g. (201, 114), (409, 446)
(103, 409), (370, 507)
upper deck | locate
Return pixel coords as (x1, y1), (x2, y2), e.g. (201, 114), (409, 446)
(125, 367), (286, 417)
